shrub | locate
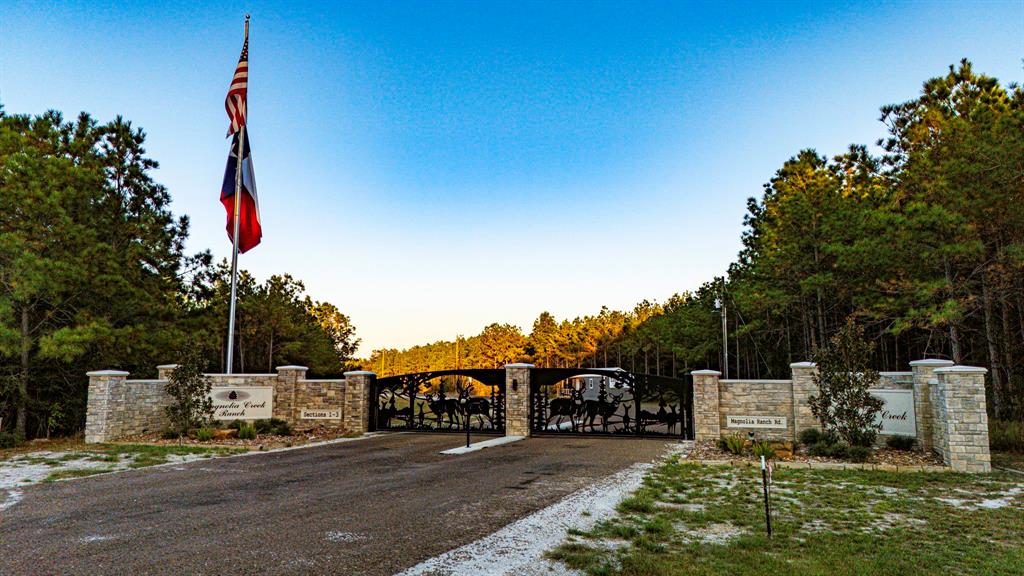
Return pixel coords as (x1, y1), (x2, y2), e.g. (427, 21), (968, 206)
(718, 434), (746, 455)
(809, 319), (884, 447)
(798, 428), (824, 446)
(0, 431), (23, 449)
(752, 440), (775, 459)
(886, 435), (916, 451)
(809, 440), (850, 459)
(161, 430), (180, 440)
(272, 421), (292, 436)
(238, 423), (257, 440)
(847, 428), (878, 448)
(254, 419), (273, 434)
(164, 345), (214, 438)
(848, 445), (872, 462)
(227, 420), (243, 430)
(196, 427), (214, 442)
(990, 420), (1024, 453)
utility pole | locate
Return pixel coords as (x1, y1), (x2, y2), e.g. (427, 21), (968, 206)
(721, 278), (729, 379)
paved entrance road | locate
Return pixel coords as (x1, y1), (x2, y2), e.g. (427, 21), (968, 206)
(0, 434), (673, 576)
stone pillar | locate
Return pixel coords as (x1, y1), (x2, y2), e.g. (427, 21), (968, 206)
(934, 366), (991, 473)
(909, 359), (954, 453)
(342, 371), (376, 434)
(790, 362), (818, 436)
(275, 365), (308, 423)
(84, 370), (130, 443)
(156, 364), (178, 380)
(691, 370), (721, 443)
(504, 363), (533, 437)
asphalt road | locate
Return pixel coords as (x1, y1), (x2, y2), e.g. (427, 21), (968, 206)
(0, 434), (673, 576)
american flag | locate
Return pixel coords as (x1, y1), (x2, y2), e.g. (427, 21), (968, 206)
(225, 27), (248, 136)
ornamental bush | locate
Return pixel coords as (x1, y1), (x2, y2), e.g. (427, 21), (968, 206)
(809, 319), (884, 447)
(719, 434), (746, 455)
(886, 435), (916, 451)
(164, 345), (214, 439)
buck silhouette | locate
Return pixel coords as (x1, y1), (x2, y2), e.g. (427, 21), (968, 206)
(580, 393), (623, 432)
(665, 404), (680, 434)
(457, 384), (492, 429)
(425, 391), (461, 429)
(547, 387), (584, 431)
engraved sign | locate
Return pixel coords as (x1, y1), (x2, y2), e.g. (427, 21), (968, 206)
(869, 389), (916, 436)
(210, 387), (273, 420)
(726, 415), (787, 429)
(301, 408), (341, 420)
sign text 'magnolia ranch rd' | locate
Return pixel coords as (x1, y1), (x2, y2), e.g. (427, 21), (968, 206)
(726, 415), (787, 429)
(209, 387), (273, 420)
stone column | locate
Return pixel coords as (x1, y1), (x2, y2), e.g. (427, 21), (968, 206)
(85, 370), (130, 443)
(156, 364), (178, 380)
(504, 363), (533, 437)
(342, 371), (376, 434)
(790, 362), (818, 436)
(691, 370), (721, 443)
(275, 365), (308, 423)
(909, 359), (954, 454)
(934, 366), (991, 473)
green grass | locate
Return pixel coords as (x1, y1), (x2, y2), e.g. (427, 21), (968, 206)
(549, 458), (1024, 576)
(95, 443), (246, 468)
(12, 444), (248, 482)
(43, 468), (116, 482)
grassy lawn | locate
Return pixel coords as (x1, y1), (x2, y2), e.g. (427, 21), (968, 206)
(992, 451), (1024, 473)
(550, 457), (1024, 576)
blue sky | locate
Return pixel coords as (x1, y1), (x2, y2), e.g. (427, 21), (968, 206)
(2, 1), (1022, 354)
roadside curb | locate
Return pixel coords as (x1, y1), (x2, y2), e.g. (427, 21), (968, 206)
(440, 435), (526, 455)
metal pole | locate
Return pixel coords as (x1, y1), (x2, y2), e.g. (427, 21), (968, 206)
(225, 17), (249, 376)
(226, 126), (245, 374)
(721, 278), (729, 379)
(761, 455), (772, 537)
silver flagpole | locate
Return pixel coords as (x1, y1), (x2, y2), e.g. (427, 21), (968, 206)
(226, 16), (249, 375)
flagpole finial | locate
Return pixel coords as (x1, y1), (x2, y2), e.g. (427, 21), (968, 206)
(244, 14), (250, 37)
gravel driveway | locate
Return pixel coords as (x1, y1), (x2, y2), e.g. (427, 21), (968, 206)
(0, 434), (672, 575)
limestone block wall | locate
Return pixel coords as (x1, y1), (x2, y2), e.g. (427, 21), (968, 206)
(296, 379), (347, 424)
(86, 365), (372, 443)
(692, 370), (721, 442)
(504, 364), (533, 437)
(718, 380), (794, 441)
(342, 371), (375, 434)
(789, 362), (818, 437)
(692, 359), (994, 472)
(909, 359), (953, 453)
(933, 366), (991, 472)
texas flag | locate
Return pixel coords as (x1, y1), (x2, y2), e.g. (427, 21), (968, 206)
(221, 130), (262, 253)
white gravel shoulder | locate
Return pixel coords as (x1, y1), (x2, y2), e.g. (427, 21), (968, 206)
(397, 442), (690, 576)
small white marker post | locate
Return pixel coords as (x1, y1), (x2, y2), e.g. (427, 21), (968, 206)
(760, 455), (773, 538)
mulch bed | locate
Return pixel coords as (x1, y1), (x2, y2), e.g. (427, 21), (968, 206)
(688, 440), (944, 467)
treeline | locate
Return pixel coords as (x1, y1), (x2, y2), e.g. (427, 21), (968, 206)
(0, 108), (359, 439)
(365, 61), (1024, 419)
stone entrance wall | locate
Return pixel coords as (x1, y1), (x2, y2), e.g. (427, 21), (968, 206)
(690, 359), (992, 472)
(85, 365), (376, 443)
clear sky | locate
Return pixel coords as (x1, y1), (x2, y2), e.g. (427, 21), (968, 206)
(2, 1), (1021, 355)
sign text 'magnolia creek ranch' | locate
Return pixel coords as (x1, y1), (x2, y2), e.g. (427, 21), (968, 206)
(209, 387), (273, 420)
(870, 389), (916, 436)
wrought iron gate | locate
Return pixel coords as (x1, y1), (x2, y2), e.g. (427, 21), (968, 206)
(529, 369), (693, 439)
(372, 369), (506, 434)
